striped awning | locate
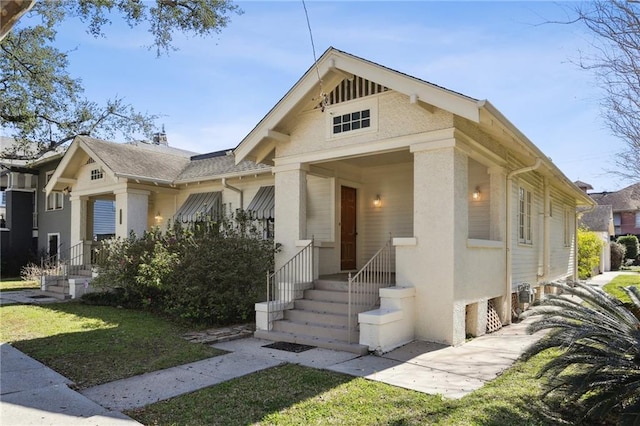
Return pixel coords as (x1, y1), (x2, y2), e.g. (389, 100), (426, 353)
(246, 186), (274, 219)
(174, 191), (222, 223)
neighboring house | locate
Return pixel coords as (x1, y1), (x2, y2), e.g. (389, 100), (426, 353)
(590, 182), (640, 238)
(0, 136), (68, 276)
(578, 204), (614, 274)
(234, 47), (593, 352)
(45, 135), (274, 295)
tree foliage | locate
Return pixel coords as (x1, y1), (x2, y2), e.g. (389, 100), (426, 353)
(88, 212), (275, 325)
(576, 227), (603, 279)
(0, 0), (240, 160)
(617, 234), (640, 262)
(569, 1), (640, 180)
(522, 281), (640, 425)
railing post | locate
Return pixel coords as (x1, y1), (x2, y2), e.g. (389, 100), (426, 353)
(348, 272), (353, 344)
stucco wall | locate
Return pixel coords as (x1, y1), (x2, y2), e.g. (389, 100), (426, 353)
(279, 92), (454, 159)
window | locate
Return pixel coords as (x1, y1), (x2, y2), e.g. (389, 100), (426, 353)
(564, 208), (572, 247)
(518, 187), (533, 244)
(332, 109), (370, 135)
(90, 168), (104, 181)
(45, 171), (63, 211)
(635, 212), (640, 228)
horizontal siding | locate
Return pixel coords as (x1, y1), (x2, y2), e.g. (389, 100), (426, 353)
(307, 175), (333, 242)
(511, 176), (541, 285)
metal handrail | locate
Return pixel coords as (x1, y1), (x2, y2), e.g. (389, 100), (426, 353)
(40, 240), (91, 280)
(266, 238), (314, 330)
(348, 235), (394, 343)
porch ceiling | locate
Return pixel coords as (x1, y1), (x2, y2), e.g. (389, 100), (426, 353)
(321, 149), (413, 168)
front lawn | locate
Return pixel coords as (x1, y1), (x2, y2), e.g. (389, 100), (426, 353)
(603, 272), (640, 303)
(127, 350), (557, 425)
(0, 279), (39, 292)
(0, 302), (223, 388)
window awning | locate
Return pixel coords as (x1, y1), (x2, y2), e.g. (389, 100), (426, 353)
(174, 191), (222, 223)
(246, 186), (274, 220)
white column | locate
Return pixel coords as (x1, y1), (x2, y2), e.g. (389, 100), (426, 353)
(114, 188), (150, 238)
(274, 163), (308, 269)
(408, 140), (468, 345)
(70, 195), (88, 245)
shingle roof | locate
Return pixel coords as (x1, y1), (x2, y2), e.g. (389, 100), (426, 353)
(590, 182), (640, 211)
(176, 150), (271, 183)
(78, 136), (270, 185)
(578, 205), (613, 233)
(80, 136), (192, 183)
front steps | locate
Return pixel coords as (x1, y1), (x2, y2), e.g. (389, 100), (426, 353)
(255, 279), (371, 355)
(41, 269), (94, 300)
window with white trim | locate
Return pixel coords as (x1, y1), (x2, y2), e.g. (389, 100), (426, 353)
(518, 186), (533, 244)
(332, 109), (371, 135)
(90, 168), (104, 181)
(45, 171), (63, 211)
(564, 208), (572, 247)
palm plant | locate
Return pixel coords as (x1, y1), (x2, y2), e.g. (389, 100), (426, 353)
(521, 281), (640, 425)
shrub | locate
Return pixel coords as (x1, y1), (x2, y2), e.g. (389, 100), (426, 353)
(577, 228), (603, 279)
(610, 241), (626, 271)
(617, 234), (639, 261)
(89, 212), (275, 325)
(522, 282), (640, 424)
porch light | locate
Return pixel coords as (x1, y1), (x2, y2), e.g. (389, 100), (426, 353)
(154, 211), (163, 223)
(373, 194), (382, 207)
(472, 186), (481, 201)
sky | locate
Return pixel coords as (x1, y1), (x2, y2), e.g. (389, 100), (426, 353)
(16, 1), (639, 192)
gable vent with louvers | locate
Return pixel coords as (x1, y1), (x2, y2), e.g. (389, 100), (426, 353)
(327, 76), (388, 106)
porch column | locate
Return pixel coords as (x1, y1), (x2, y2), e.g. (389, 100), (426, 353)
(114, 188), (150, 238)
(70, 195), (89, 245)
(409, 140), (468, 345)
(273, 163), (308, 269)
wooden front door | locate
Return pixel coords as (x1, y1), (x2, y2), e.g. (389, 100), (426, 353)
(341, 186), (357, 270)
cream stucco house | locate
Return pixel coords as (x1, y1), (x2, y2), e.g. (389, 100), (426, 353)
(236, 48), (593, 353)
(46, 47), (592, 354)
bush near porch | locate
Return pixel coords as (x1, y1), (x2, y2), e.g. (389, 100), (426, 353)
(87, 212), (275, 325)
(577, 227), (604, 279)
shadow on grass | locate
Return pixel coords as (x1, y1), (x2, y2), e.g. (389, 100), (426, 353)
(3, 302), (224, 389)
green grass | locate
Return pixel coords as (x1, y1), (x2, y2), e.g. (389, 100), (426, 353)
(0, 279), (39, 292)
(0, 302), (224, 388)
(603, 272), (640, 303)
(127, 351), (557, 426)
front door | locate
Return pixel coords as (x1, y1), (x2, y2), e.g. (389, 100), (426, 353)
(48, 233), (59, 262)
(341, 186), (357, 270)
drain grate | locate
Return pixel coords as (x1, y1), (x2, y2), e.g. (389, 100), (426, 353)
(262, 341), (316, 353)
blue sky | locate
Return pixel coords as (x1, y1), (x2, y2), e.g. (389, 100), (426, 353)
(30, 1), (636, 192)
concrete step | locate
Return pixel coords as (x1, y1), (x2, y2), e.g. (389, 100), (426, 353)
(40, 290), (70, 300)
(46, 284), (69, 294)
(284, 309), (353, 327)
(254, 329), (369, 355)
(304, 289), (350, 303)
(314, 280), (349, 291)
(272, 319), (359, 342)
(294, 298), (349, 315)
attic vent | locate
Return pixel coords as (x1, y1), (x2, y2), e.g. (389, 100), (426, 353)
(86, 158), (95, 164)
(328, 76), (388, 106)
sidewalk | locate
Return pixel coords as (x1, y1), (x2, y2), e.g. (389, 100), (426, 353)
(1, 271), (630, 424)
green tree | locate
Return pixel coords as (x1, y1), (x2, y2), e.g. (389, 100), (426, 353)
(522, 282), (640, 424)
(577, 227), (603, 279)
(1, 0), (240, 160)
(617, 234), (639, 261)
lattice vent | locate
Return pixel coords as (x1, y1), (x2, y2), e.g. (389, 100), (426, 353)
(486, 299), (503, 333)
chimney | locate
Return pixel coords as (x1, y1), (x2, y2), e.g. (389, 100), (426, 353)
(153, 125), (168, 146)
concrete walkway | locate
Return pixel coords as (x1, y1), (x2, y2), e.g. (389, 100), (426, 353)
(1, 271), (632, 424)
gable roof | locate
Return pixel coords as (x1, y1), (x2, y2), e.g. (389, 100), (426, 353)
(233, 47), (593, 207)
(234, 47), (481, 165)
(45, 136), (272, 194)
(81, 136), (193, 183)
(590, 182), (640, 211)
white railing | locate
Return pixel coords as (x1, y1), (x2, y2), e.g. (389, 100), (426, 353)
(348, 235), (394, 343)
(266, 238), (314, 329)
